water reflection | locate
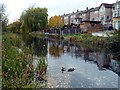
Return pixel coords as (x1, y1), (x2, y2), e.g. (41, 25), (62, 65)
(20, 35), (119, 88)
(22, 34), (47, 57)
(48, 39), (120, 76)
(49, 40), (64, 58)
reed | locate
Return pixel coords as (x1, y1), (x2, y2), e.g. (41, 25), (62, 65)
(2, 33), (47, 88)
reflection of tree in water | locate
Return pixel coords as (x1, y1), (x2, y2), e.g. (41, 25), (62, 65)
(32, 38), (47, 56)
(65, 43), (81, 58)
(22, 34), (47, 57)
(49, 43), (64, 58)
(22, 34), (34, 48)
(83, 49), (89, 61)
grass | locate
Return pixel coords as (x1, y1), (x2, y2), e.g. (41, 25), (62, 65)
(29, 32), (45, 38)
(63, 34), (107, 44)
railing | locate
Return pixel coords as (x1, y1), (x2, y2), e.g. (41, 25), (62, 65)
(45, 28), (82, 35)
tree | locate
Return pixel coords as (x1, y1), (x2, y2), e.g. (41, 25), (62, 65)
(20, 7), (48, 33)
(6, 20), (21, 33)
(48, 15), (64, 29)
(0, 3), (8, 32)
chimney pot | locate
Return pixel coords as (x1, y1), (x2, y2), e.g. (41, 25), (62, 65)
(86, 7), (88, 10)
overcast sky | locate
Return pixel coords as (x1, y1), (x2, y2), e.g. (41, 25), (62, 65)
(0, 0), (116, 23)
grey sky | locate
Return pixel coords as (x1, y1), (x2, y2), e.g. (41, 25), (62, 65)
(0, 0), (116, 23)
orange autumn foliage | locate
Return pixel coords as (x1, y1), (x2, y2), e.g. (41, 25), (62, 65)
(48, 15), (64, 28)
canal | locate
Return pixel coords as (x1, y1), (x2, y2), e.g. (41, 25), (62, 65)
(23, 35), (120, 88)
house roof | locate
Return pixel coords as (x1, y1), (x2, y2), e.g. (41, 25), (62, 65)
(90, 7), (99, 12)
(61, 13), (70, 17)
(100, 3), (113, 8)
(77, 8), (94, 15)
(69, 10), (83, 16)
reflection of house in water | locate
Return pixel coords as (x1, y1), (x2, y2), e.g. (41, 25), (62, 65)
(90, 51), (111, 70)
(110, 59), (120, 75)
(85, 49), (120, 75)
(49, 39), (120, 76)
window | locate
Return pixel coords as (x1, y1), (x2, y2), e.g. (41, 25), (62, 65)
(118, 21), (120, 29)
(114, 13), (116, 17)
(80, 18), (83, 21)
(65, 17), (68, 19)
(74, 15), (76, 17)
(117, 4), (119, 9)
(107, 16), (110, 20)
(96, 17), (98, 21)
(92, 18), (94, 21)
(113, 7), (115, 10)
(82, 14), (85, 16)
(117, 11), (120, 16)
(101, 16), (104, 20)
(117, 12), (119, 16)
(95, 11), (98, 13)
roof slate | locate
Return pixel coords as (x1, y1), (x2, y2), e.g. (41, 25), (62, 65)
(100, 3), (113, 8)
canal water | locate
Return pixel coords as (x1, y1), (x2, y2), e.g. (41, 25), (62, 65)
(46, 39), (119, 88)
(23, 35), (120, 88)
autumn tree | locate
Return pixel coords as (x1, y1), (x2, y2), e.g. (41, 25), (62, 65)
(20, 7), (48, 33)
(48, 15), (64, 28)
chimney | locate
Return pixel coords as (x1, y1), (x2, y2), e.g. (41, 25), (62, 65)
(73, 11), (74, 14)
(86, 7), (88, 10)
(77, 9), (79, 12)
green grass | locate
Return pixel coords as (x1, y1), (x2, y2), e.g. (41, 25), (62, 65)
(63, 34), (107, 44)
(29, 32), (45, 38)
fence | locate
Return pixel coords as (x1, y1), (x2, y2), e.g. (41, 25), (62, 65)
(47, 28), (81, 35)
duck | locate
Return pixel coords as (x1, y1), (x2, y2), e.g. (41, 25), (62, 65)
(61, 67), (66, 72)
(67, 68), (75, 72)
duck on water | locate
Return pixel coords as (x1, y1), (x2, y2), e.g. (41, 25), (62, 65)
(61, 67), (75, 73)
(67, 68), (75, 72)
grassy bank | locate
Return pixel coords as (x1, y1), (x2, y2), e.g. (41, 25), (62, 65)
(29, 32), (45, 38)
(64, 34), (107, 45)
(2, 32), (47, 88)
(64, 32), (120, 60)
